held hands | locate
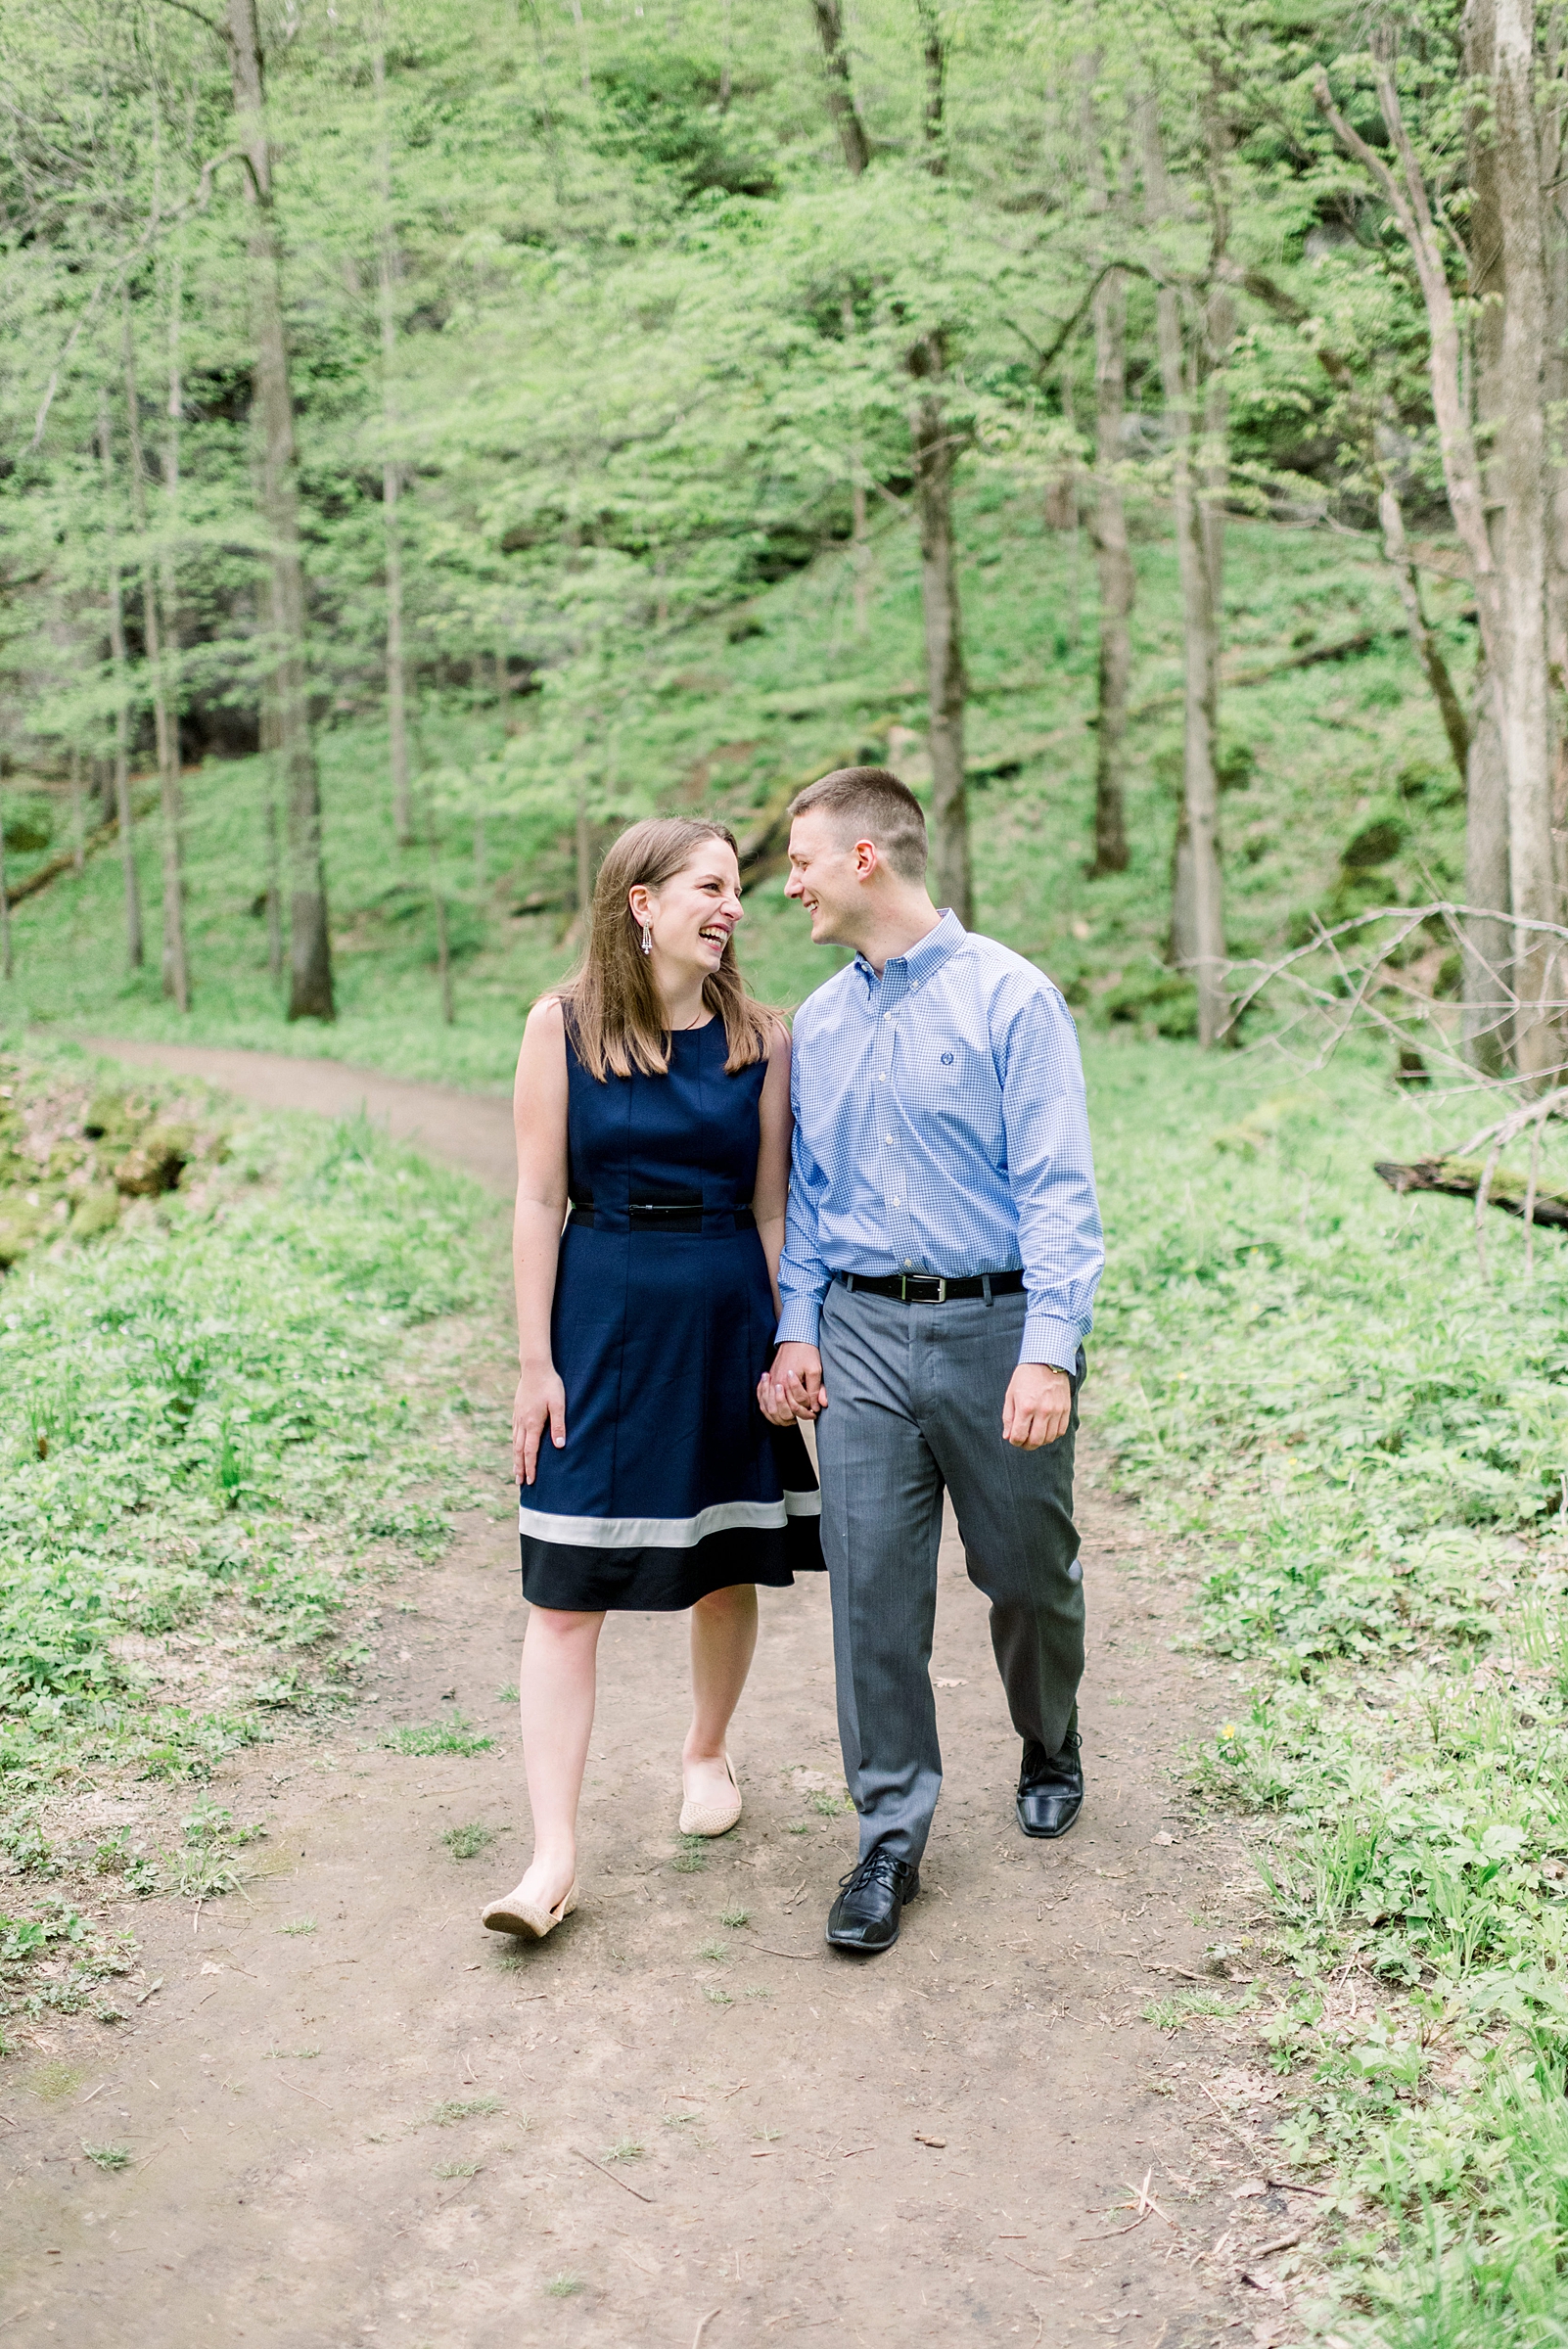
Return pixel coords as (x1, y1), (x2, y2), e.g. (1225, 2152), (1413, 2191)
(513, 1356), (567, 1486)
(758, 1341), (827, 1426)
(1002, 1363), (1072, 1450)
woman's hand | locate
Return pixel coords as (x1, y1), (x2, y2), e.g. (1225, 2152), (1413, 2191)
(757, 1367), (799, 1427)
(757, 1343), (827, 1427)
(514, 1358), (567, 1485)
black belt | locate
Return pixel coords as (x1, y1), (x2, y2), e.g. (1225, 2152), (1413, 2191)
(831, 1267), (1025, 1304)
(569, 1201), (755, 1232)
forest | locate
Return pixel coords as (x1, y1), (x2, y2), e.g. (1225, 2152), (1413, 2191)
(8, 2), (1568, 2343)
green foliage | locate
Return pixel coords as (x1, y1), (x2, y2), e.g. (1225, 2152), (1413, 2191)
(381, 1718), (493, 1758)
(1091, 1042), (1568, 2334)
(0, 1046), (494, 1987)
(441, 1821), (495, 1860)
(1, 1897), (134, 2027)
(1142, 1989), (1235, 2029)
(429, 2096), (502, 2127)
(80, 2142), (131, 2171)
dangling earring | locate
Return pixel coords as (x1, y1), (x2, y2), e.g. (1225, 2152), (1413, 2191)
(640, 921), (653, 957)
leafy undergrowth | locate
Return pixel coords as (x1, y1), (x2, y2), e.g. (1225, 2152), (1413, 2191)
(0, 1044), (500, 2032)
(1092, 1039), (1568, 2344)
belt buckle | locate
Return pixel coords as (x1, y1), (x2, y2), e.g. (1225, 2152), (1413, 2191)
(899, 1272), (945, 1304)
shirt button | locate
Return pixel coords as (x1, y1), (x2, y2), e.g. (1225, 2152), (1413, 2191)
(911, 982), (920, 990)
(904, 1259), (913, 1268)
(883, 1012), (893, 1022)
(892, 1197), (900, 1206)
(885, 1134), (894, 1143)
(877, 1073), (887, 1082)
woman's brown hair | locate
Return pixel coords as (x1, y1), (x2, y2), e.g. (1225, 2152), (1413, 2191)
(558, 817), (777, 1081)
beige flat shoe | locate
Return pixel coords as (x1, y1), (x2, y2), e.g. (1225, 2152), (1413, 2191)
(481, 1877), (577, 1939)
(679, 1754), (742, 1838)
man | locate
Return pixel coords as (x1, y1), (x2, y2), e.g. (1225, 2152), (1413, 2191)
(761, 767), (1104, 1956)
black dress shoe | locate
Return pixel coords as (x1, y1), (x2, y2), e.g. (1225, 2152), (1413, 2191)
(825, 1851), (920, 1954)
(1017, 1731), (1084, 1840)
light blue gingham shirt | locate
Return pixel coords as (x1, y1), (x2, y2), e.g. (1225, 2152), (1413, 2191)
(776, 912), (1104, 1370)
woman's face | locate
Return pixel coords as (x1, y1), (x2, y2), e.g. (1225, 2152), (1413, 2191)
(629, 842), (744, 982)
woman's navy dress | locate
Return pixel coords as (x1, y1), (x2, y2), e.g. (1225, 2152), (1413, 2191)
(519, 1017), (823, 1609)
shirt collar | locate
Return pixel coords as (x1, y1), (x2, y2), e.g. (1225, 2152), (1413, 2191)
(853, 908), (966, 998)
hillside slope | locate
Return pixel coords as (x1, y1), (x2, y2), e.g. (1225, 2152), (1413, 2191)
(3, 487), (1466, 1087)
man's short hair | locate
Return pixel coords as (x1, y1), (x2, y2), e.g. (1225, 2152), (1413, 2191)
(787, 766), (929, 883)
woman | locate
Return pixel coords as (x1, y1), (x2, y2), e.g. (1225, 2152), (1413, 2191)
(482, 817), (822, 1941)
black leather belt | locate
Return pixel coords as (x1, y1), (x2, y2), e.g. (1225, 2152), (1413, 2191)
(569, 1201), (756, 1232)
(831, 1267), (1025, 1303)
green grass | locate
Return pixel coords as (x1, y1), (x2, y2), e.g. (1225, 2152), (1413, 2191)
(441, 1821), (496, 1861)
(382, 1718), (494, 1758)
(1088, 1039), (1568, 2341)
(1142, 1989), (1235, 2030)
(0, 491), (1466, 1086)
(429, 2096), (502, 2126)
(80, 2141), (131, 2171)
(0, 1043), (497, 2022)
(543, 2274), (585, 2299)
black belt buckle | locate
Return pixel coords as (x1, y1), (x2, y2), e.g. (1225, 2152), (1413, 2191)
(899, 1272), (946, 1303)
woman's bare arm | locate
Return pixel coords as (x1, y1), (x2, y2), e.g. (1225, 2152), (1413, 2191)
(512, 996), (571, 1486)
(752, 1020), (792, 1319)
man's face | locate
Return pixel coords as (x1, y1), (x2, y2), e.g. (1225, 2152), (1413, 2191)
(784, 809), (869, 947)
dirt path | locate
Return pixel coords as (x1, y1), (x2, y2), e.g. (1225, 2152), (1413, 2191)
(74, 1036), (518, 1198)
(4, 1042), (1299, 2347)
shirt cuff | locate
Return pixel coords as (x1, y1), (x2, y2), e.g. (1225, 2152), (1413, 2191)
(774, 1296), (823, 1349)
(1019, 1313), (1083, 1372)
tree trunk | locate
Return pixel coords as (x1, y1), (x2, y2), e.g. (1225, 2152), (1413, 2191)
(1146, 105), (1226, 1044)
(97, 395), (144, 973)
(914, 0), (944, 169)
(69, 747), (85, 877)
(568, 0), (591, 99)
(122, 299), (190, 1011)
(1087, 266), (1131, 874)
(1377, 466), (1471, 783)
(374, 30), (413, 850)
(226, 0), (334, 1021)
(0, 794), (12, 983)
(428, 799), (454, 1028)
(1540, 10), (1568, 842)
(1463, 668), (1512, 1071)
(1081, 60), (1132, 876)
(908, 334), (970, 924)
(842, 291), (871, 637)
(1463, 0), (1511, 1067)
(162, 252), (190, 1006)
(575, 774), (592, 923)
(809, 0), (869, 177)
(1492, 0), (1557, 1075)
(1317, 31), (1556, 1076)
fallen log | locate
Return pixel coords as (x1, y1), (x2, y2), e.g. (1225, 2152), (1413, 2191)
(1374, 1155), (1568, 1230)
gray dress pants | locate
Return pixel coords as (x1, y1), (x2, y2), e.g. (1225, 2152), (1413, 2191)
(816, 1280), (1084, 1867)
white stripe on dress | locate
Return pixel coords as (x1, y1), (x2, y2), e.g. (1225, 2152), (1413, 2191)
(519, 1489), (820, 1550)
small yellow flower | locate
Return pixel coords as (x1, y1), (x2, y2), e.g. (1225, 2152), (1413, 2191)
(1218, 1722), (1238, 1740)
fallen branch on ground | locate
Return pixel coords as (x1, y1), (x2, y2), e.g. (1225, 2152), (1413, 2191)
(1374, 1156), (1568, 1230)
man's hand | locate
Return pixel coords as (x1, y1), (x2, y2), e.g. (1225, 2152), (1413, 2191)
(759, 1341), (828, 1424)
(1002, 1363), (1072, 1450)
(513, 1357), (567, 1486)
